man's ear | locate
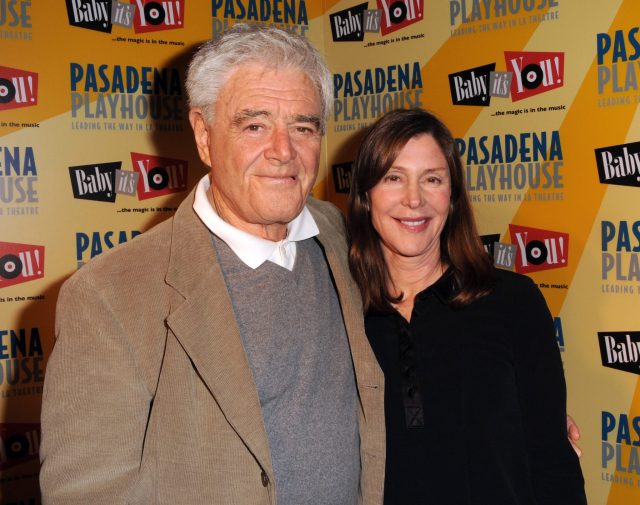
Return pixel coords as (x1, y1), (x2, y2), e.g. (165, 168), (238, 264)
(189, 108), (212, 167)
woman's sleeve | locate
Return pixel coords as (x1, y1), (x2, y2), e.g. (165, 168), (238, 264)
(511, 275), (587, 505)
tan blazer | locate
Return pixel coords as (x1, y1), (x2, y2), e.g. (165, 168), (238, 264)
(40, 191), (385, 505)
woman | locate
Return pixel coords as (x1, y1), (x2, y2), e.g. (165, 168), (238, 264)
(347, 108), (586, 504)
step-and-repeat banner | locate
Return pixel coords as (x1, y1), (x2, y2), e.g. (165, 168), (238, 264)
(1, 1), (638, 503)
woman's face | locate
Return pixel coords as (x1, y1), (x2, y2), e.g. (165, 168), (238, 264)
(369, 134), (452, 263)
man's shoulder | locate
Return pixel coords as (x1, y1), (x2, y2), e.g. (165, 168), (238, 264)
(64, 216), (175, 294)
(307, 196), (342, 217)
(306, 197), (345, 234)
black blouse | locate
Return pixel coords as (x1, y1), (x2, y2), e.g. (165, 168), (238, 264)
(365, 268), (587, 505)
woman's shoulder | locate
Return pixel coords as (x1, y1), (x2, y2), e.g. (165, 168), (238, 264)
(478, 267), (547, 311)
(492, 267), (539, 293)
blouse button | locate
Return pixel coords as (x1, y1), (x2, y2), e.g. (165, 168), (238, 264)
(261, 470), (269, 487)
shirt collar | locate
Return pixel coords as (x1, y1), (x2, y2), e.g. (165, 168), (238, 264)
(420, 267), (456, 304)
(192, 174), (319, 269)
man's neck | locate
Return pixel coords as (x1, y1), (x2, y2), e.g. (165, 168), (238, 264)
(208, 185), (288, 242)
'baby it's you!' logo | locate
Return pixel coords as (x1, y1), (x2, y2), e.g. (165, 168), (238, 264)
(66, 0), (185, 33)
(448, 63), (495, 106)
(509, 224), (568, 274)
(0, 66), (37, 111)
(69, 162), (120, 203)
(595, 140), (640, 188)
(131, 152), (187, 200)
(0, 423), (40, 470)
(378, 0), (423, 36)
(132, 0), (184, 33)
(504, 51), (564, 102)
(0, 242), (44, 288)
(330, 0), (423, 42)
(66, 0), (112, 32)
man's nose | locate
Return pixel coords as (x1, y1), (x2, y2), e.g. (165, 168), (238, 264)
(265, 127), (296, 163)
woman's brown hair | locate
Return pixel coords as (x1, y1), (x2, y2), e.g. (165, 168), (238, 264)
(347, 108), (494, 313)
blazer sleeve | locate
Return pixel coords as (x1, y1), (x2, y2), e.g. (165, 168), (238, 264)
(511, 275), (587, 505)
(40, 273), (152, 505)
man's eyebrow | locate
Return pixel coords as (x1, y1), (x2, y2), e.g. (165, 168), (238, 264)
(231, 110), (321, 130)
(292, 114), (321, 130)
(232, 109), (271, 127)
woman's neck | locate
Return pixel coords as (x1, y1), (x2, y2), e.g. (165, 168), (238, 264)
(385, 250), (444, 321)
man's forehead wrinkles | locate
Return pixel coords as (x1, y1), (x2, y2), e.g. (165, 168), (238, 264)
(238, 109), (271, 118)
(224, 75), (315, 98)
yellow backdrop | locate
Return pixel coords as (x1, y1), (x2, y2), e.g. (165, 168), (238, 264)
(1, 1), (638, 503)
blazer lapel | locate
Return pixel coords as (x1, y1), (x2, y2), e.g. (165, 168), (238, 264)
(164, 191), (273, 476)
(309, 202), (383, 420)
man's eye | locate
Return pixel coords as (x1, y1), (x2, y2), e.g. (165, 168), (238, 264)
(246, 124), (262, 131)
(295, 126), (316, 135)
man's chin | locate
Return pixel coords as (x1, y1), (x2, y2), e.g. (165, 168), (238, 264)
(259, 206), (305, 226)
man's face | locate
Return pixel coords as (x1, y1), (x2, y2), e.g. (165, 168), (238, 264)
(190, 63), (323, 241)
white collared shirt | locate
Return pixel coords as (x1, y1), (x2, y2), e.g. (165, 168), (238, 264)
(192, 175), (319, 271)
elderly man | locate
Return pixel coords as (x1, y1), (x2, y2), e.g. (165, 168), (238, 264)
(40, 24), (384, 505)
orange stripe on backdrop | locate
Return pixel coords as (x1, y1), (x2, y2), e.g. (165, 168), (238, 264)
(421, 4), (552, 136)
(508, 0), (637, 317)
(320, 0), (343, 15)
(307, 1), (337, 18)
(600, 10), (640, 499)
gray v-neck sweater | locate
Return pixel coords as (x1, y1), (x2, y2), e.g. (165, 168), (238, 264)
(213, 234), (360, 505)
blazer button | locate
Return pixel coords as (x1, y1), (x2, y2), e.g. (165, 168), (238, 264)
(261, 470), (269, 487)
